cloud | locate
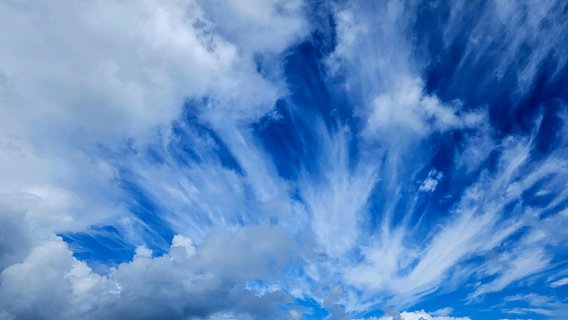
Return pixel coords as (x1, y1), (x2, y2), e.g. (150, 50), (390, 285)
(0, 0), (307, 230)
(469, 247), (550, 299)
(196, 0), (307, 54)
(0, 208), (31, 271)
(1, 1), (222, 140)
(342, 119), (568, 307)
(500, 292), (568, 318)
(299, 124), (378, 258)
(0, 0), (306, 141)
(0, 1), (308, 318)
(374, 309), (471, 320)
(303, 0), (568, 314)
(551, 277), (568, 288)
(0, 0), (307, 245)
(0, 226), (305, 320)
(439, 0), (568, 100)
(1, 0), (568, 319)
(419, 169), (443, 192)
(0, 237), (113, 320)
(366, 76), (483, 137)
(327, 1), (484, 142)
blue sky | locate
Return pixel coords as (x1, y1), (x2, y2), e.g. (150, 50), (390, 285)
(1, 1), (567, 319)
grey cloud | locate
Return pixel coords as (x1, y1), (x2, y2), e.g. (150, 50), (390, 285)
(0, 225), (307, 320)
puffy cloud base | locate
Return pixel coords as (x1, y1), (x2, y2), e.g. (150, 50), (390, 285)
(0, 225), (305, 320)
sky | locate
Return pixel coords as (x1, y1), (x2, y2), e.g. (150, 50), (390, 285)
(0, 0), (568, 319)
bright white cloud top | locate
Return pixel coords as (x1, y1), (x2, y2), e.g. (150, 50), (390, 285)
(1, 1), (568, 319)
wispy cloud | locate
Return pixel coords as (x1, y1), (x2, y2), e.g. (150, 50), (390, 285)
(551, 277), (568, 288)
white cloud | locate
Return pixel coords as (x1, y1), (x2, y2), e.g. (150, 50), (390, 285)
(445, 0), (568, 100)
(469, 247), (550, 299)
(297, 0), (568, 313)
(196, 0), (307, 54)
(504, 307), (554, 316)
(1, 1), (220, 140)
(0, 0), (307, 245)
(0, 0), (306, 142)
(419, 169), (443, 192)
(327, 2), (484, 143)
(374, 309), (471, 320)
(366, 76), (483, 137)
(551, 277), (568, 288)
(503, 293), (560, 316)
(300, 123), (377, 258)
(431, 308), (454, 317)
(343, 128), (568, 307)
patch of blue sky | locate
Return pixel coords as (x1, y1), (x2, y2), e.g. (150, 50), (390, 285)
(59, 225), (134, 272)
(294, 297), (330, 320)
(254, 98), (317, 180)
(117, 176), (175, 254)
(165, 100), (245, 175)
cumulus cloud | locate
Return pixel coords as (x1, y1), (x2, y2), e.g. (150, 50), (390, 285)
(0, 226), (305, 320)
